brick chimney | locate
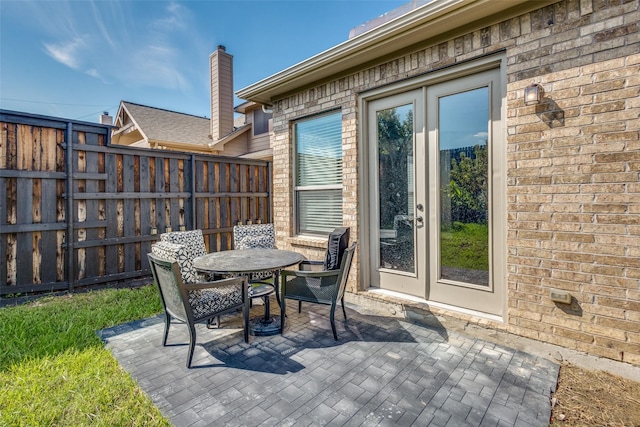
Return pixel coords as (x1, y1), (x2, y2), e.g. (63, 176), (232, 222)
(99, 111), (113, 125)
(210, 45), (234, 141)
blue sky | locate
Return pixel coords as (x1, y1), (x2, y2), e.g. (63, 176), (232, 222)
(0, 0), (407, 122)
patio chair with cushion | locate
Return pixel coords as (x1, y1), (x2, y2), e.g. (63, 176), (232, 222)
(232, 223), (279, 305)
(160, 229), (212, 281)
(280, 234), (357, 340)
(152, 240), (227, 327)
(148, 248), (249, 369)
(294, 227), (351, 311)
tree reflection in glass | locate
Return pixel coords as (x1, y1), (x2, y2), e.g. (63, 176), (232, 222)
(439, 88), (489, 286)
(377, 104), (415, 273)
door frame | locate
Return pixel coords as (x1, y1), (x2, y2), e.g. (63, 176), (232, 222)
(358, 53), (508, 320)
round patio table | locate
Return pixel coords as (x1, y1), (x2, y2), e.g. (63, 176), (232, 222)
(193, 249), (305, 336)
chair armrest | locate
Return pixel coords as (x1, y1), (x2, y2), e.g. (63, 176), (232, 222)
(299, 260), (324, 271)
(186, 276), (247, 291)
(281, 269), (340, 279)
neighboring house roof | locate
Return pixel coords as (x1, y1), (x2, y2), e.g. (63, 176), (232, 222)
(237, 0), (556, 104)
(208, 123), (251, 150)
(115, 101), (212, 147)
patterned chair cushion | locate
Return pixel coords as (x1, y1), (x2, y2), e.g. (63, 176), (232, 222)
(233, 224), (276, 249)
(188, 283), (243, 319)
(236, 235), (275, 250)
(152, 241), (199, 284)
(233, 224), (276, 284)
(160, 229), (207, 258)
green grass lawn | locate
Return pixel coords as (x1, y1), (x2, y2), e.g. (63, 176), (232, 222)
(0, 286), (171, 427)
(440, 222), (489, 271)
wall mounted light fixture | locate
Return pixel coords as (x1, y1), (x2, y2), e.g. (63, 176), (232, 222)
(524, 83), (544, 106)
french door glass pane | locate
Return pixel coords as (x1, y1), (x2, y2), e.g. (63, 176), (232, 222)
(439, 87), (489, 286)
(377, 104), (415, 273)
(298, 189), (343, 234)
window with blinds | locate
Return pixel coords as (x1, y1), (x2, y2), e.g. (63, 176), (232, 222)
(294, 111), (343, 235)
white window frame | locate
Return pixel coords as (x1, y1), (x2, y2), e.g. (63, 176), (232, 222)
(293, 110), (343, 236)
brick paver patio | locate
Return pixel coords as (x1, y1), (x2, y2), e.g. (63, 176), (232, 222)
(100, 299), (558, 427)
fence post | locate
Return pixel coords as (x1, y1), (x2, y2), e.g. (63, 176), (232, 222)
(65, 122), (75, 292)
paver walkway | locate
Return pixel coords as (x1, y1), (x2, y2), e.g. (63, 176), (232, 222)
(100, 300), (558, 427)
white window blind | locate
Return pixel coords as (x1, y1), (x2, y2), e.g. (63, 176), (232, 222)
(294, 111), (343, 234)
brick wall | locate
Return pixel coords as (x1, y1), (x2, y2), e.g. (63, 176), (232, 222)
(506, 0), (640, 364)
(269, 0), (640, 364)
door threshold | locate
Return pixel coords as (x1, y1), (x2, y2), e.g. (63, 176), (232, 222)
(357, 288), (504, 325)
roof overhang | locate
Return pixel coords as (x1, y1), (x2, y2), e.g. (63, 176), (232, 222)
(234, 101), (258, 114)
(208, 124), (251, 150)
(237, 0), (557, 104)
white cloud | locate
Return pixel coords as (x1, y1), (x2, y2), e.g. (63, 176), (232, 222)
(35, 0), (205, 93)
(44, 37), (85, 69)
(85, 69), (101, 79)
(473, 132), (489, 140)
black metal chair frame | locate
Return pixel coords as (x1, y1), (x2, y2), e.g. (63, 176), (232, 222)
(280, 242), (357, 340)
(148, 253), (250, 368)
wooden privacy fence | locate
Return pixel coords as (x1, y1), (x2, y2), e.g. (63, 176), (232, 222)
(0, 110), (271, 297)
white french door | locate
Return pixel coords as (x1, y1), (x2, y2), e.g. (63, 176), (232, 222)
(368, 68), (505, 317)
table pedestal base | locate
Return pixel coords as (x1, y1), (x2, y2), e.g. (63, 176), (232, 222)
(249, 315), (281, 336)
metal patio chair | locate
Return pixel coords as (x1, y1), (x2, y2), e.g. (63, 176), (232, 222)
(148, 248), (249, 368)
(233, 223), (280, 305)
(280, 237), (356, 340)
(160, 229), (212, 281)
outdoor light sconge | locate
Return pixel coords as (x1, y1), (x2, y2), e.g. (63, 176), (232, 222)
(524, 83), (544, 106)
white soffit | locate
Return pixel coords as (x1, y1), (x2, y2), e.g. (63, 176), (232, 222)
(237, 0), (555, 104)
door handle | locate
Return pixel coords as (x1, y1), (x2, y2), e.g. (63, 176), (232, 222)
(415, 216), (424, 227)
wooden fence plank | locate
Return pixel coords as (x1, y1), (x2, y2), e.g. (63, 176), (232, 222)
(122, 154), (136, 273)
(105, 153), (119, 276)
(0, 121), (8, 168)
(17, 124), (32, 171)
(5, 122), (17, 170)
(155, 157), (166, 232)
(84, 132), (100, 279)
(16, 177), (33, 285)
(40, 178), (59, 284)
(0, 175), (7, 288)
(139, 156), (152, 270)
(168, 157), (180, 229)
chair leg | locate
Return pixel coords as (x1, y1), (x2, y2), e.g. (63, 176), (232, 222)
(330, 304), (338, 341)
(243, 300), (250, 343)
(274, 271), (282, 308)
(186, 323), (196, 369)
(341, 296), (347, 319)
(162, 311), (171, 346)
(298, 300), (302, 313)
(280, 295), (286, 334)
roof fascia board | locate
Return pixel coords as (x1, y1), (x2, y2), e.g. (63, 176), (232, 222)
(151, 139), (212, 153)
(237, 0), (556, 104)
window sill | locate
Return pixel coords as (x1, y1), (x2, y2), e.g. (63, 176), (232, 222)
(287, 235), (327, 249)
